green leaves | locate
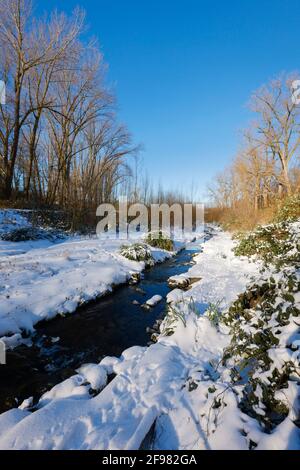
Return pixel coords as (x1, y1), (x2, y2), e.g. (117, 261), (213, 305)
(274, 193), (300, 223)
(120, 243), (154, 266)
(145, 231), (174, 251)
(233, 221), (300, 268)
(222, 253), (300, 430)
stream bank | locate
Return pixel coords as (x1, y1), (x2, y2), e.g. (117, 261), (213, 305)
(0, 240), (202, 413)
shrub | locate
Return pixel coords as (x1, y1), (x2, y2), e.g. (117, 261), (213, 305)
(222, 268), (300, 430)
(0, 226), (60, 242)
(145, 231), (174, 251)
(233, 222), (300, 267)
(120, 243), (154, 266)
(274, 193), (300, 223)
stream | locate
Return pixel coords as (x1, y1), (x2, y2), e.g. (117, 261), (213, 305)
(0, 239), (202, 413)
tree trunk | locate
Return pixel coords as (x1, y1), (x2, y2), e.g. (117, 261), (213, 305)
(281, 158), (291, 195)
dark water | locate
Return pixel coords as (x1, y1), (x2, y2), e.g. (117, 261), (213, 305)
(0, 241), (202, 413)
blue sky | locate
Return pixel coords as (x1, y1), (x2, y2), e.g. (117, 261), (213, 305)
(39, 0), (300, 198)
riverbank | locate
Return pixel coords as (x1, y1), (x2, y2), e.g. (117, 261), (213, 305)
(0, 210), (197, 349)
(0, 226), (258, 449)
(0, 221), (299, 450)
(0, 242), (201, 413)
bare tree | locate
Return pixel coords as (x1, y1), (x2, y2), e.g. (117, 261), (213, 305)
(21, 9), (85, 199)
(0, 0), (85, 198)
(234, 142), (276, 211)
(249, 75), (300, 195)
(0, 0), (145, 224)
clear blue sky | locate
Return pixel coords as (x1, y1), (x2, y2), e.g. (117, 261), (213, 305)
(38, 0), (300, 198)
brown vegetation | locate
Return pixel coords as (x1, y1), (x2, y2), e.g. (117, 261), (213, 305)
(208, 74), (300, 230)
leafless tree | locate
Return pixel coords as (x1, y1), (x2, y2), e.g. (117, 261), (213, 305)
(0, 0), (138, 220)
(249, 75), (300, 195)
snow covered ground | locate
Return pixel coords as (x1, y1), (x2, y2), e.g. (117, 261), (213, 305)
(168, 229), (260, 312)
(0, 221), (298, 450)
(0, 209), (71, 259)
(0, 210), (194, 348)
(0, 238), (142, 348)
(0, 210), (32, 237)
(0, 225), (275, 451)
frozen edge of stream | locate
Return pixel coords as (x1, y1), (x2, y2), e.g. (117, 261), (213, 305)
(0, 226), (265, 450)
(0, 232), (199, 350)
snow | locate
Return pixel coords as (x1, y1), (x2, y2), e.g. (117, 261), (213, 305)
(99, 356), (121, 375)
(0, 223), (298, 450)
(76, 364), (108, 391)
(19, 397), (33, 411)
(0, 226), (257, 449)
(179, 230), (261, 311)
(168, 273), (190, 288)
(0, 213), (194, 348)
(166, 288), (184, 304)
(0, 238), (142, 346)
(0, 209), (68, 257)
(37, 375), (92, 408)
(146, 295), (163, 307)
(0, 210), (31, 236)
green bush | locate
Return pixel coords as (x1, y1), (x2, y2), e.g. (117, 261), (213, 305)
(145, 231), (174, 251)
(0, 226), (59, 242)
(274, 193), (300, 223)
(222, 269), (300, 430)
(120, 243), (154, 266)
(233, 222), (300, 267)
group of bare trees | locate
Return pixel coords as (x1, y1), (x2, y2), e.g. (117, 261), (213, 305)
(0, 0), (136, 213)
(209, 75), (300, 217)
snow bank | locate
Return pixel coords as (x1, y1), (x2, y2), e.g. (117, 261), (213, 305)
(1, 227), (297, 450)
(0, 238), (143, 345)
(0, 210), (31, 236)
(0, 209), (68, 257)
(0, 223), (195, 347)
(179, 230), (261, 311)
(0, 227), (259, 450)
(0, 316), (228, 450)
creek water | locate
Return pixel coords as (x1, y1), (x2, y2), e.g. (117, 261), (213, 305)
(0, 240), (202, 413)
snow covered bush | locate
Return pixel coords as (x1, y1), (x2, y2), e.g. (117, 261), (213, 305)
(0, 209), (31, 236)
(145, 231), (174, 251)
(233, 221), (300, 267)
(120, 243), (154, 266)
(0, 226), (59, 242)
(222, 267), (300, 431)
(0, 209), (68, 240)
(274, 193), (300, 223)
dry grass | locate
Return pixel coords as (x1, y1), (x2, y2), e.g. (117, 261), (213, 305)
(206, 205), (277, 232)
